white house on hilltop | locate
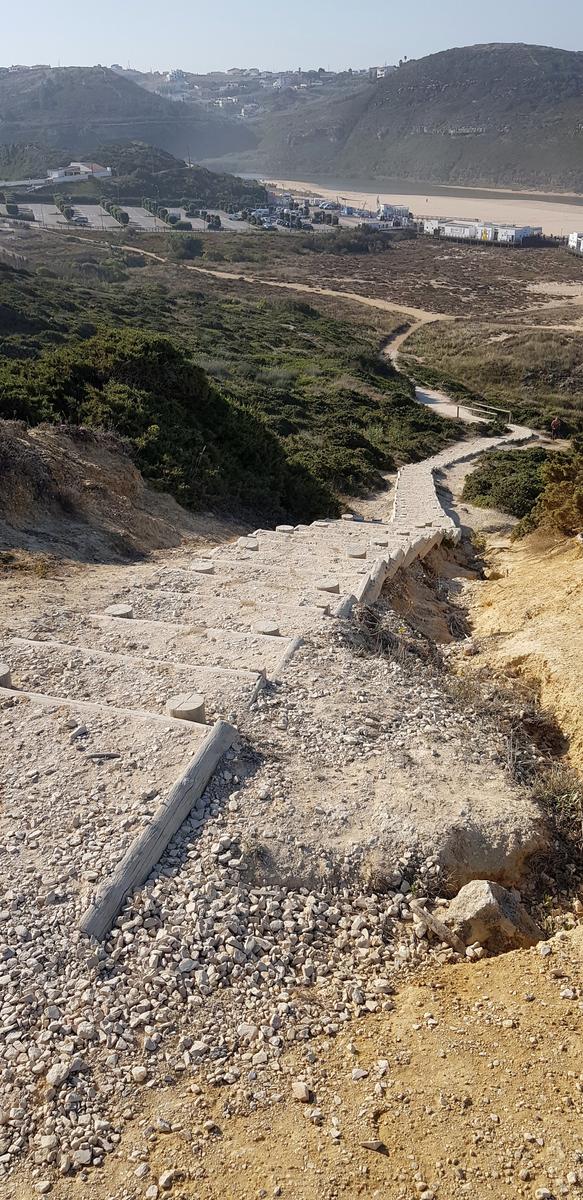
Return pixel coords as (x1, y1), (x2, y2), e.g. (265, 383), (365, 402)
(48, 162), (112, 181)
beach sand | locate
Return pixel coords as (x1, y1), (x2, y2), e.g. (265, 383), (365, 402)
(270, 178), (583, 236)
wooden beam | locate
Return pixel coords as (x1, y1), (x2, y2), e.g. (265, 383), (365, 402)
(79, 719), (236, 942)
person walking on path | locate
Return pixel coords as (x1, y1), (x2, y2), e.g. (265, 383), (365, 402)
(551, 415), (561, 440)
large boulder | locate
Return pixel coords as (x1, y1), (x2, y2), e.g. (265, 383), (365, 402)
(445, 880), (544, 953)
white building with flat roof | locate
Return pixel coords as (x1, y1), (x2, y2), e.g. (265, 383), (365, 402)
(48, 162), (112, 181)
(423, 218), (542, 245)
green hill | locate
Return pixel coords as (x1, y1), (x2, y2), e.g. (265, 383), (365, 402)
(215, 43), (583, 191)
(0, 65), (255, 162)
(93, 142), (266, 207)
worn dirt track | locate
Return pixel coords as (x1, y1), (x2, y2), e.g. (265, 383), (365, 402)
(119, 245), (449, 328)
(184, 264), (449, 325)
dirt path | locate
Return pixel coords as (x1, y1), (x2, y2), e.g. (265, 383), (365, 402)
(185, 263), (449, 324)
(120, 244), (449, 326)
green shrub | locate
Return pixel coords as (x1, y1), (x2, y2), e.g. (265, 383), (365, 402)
(168, 233), (203, 260)
(523, 438), (583, 536)
(462, 448), (550, 518)
(0, 328), (335, 521)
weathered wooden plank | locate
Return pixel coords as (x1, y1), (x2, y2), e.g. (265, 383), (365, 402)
(79, 719), (236, 942)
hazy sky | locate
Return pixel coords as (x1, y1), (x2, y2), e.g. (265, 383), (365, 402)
(3, 0), (583, 72)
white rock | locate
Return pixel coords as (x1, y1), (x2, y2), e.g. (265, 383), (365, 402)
(46, 1061), (70, 1088)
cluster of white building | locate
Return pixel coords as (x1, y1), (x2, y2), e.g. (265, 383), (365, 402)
(423, 218), (542, 245)
(568, 231), (583, 255)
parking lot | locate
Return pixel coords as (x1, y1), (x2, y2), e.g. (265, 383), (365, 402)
(124, 206), (167, 232)
(77, 204), (120, 231)
(166, 208), (253, 233)
(0, 202), (65, 228)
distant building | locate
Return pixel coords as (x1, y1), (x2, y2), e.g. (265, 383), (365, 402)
(378, 203), (411, 220)
(423, 218), (542, 244)
(568, 231), (583, 254)
(48, 162), (112, 180)
(369, 65), (397, 80)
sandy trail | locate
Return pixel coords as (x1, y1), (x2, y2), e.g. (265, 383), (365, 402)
(184, 263), (447, 323)
(120, 242), (452, 327)
(122, 247), (583, 339)
(414, 384), (485, 424)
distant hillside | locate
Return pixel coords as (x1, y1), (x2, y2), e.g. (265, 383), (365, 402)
(93, 142), (266, 207)
(215, 43), (583, 191)
(0, 141), (72, 180)
(6, 48), (583, 192)
(0, 65), (255, 161)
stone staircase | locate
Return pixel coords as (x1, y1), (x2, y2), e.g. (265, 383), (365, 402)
(0, 422), (533, 938)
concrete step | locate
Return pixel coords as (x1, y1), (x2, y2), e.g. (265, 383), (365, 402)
(27, 613), (294, 676)
(0, 687), (208, 908)
(154, 556), (371, 596)
(2, 638), (261, 721)
(113, 588), (333, 635)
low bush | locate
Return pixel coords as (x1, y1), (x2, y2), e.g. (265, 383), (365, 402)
(523, 437), (583, 536)
(462, 447), (551, 518)
(168, 233), (203, 260)
(0, 328), (335, 521)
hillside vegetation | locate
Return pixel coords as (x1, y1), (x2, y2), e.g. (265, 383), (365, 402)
(462, 447), (551, 518)
(0, 261), (463, 520)
(0, 141), (69, 180)
(4, 142), (267, 210)
(0, 66), (253, 161)
(5, 47), (583, 190)
(404, 322), (583, 435)
(0, 327), (333, 519)
(215, 43), (583, 190)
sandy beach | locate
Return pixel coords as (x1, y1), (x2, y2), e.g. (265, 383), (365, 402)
(270, 177), (583, 236)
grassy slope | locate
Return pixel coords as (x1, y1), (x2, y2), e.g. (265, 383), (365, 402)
(0, 260), (464, 520)
(404, 322), (583, 435)
(4, 141), (266, 210)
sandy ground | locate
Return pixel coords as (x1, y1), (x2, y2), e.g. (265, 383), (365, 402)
(273, 179), (583, 237)
(434, 450), (583, 772)
(9, 924), (582, 1200)
(467, 533), (583, 773)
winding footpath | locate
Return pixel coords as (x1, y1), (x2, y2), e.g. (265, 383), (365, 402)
(1, 379), (534, 942)
(0, 304), (541, 1188)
